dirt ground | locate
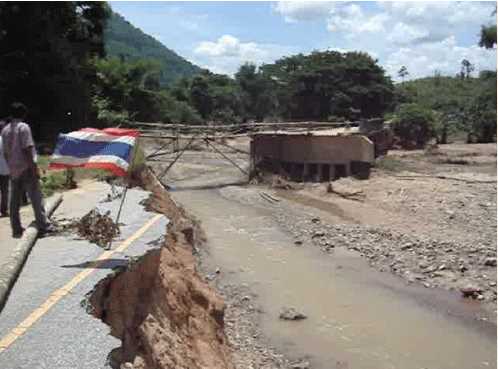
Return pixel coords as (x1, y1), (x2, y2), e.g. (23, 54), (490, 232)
(141, 138), (496, 367)
(281, 143), (497, 311)
(147, 138), (496, 307)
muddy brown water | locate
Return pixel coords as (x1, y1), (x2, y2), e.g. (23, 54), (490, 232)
(172, 189), (497, 369)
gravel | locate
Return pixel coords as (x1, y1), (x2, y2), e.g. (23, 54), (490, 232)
(273, 204), (497, 312)
(202, 270), (292, 369)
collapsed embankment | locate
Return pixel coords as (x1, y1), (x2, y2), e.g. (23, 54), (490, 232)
(87, 168), (234, 369)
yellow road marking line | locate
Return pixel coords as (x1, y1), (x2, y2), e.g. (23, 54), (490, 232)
(0, 213), (163, 353)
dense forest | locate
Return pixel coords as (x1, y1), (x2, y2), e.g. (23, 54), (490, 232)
(0, 1), (496, 147)
(104, 11), (201, 86)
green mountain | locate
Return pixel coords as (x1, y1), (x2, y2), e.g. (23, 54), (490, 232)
(104, 11), (202, 86)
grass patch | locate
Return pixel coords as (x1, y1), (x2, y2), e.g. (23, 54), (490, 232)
(40, 172), (68, 197)
(375, 156), (407, 172)
(38, 155), (109, 197)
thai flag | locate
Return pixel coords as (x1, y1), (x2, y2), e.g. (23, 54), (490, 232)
(49, 128), (140, 177)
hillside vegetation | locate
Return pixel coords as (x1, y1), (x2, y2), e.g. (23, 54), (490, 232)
(104, 11), (202, 86)
(393, 71), (496, 145)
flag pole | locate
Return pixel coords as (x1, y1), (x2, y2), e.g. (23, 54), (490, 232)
(115, 183), (129, 227)
(106, 137), (139, 250)
(105, 176), (129, 250)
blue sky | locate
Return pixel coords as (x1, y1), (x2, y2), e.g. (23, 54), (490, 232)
(111, 1), (497, 80)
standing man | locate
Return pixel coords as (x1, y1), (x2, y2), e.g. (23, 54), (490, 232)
(0, 119), (9, 217)
(1, 102), (54, 238)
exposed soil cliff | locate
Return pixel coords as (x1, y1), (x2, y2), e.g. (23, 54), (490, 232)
(87, 168), (234, 369)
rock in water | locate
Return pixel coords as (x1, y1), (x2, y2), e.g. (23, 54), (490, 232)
(279, 307), (307, 321)
(290, 360), (310, 369)
(460, 285), (482, 298)
(484, 257), (497, 267)
(311, 231), (325, 239)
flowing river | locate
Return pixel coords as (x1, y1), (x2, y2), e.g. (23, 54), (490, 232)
(172, 188), (496, 369)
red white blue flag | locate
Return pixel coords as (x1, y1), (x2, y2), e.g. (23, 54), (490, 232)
(49, 128), (140, 177)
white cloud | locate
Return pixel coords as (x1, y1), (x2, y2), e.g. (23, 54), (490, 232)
(380, 1), (495, 45)
(194, 35), (298, 75)
(379, 2), (496, 79)
(273, 1), (335, 23)
(385, 36), (496, 81)
(273, 1), (496, 81)
(380, 1), (494, 26)
(327, 4), (389, 35)
(387, 22), (430, 45)
(195, 35), (267, 59)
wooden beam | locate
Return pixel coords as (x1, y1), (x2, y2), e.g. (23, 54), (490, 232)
(140, 133), (251, 140)
(204, 139), (249, 177)
(130, 120), (361, 130)
(157, 135), (199, 180)
(145, 138), (174, 159)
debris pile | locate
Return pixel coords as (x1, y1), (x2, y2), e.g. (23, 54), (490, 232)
(271, 175), (296, 190)
(76, 209), (120, 248)
(326, 182), (365, 201)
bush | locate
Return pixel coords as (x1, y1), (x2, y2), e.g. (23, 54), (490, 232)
(392, 103), (436, 149)
(40, 171), (67, 197)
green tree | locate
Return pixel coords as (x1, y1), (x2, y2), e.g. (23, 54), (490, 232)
(260, 50), (394, 121)
(464, 72), (497, 143)
(92, 57), (179, 124)
(460, 59), (474, 79)
(469, 11), (497, 143)
(0, 2), (110, 137)
(392, 103), (436, 149)
(479, 25), (497, 48)
(398, 66), (409, 82)
(394, 73), (496, 144)
(479, 7), (497, 49)
(235, 63), (277, 121)
(189, 74), (213, 119)
(181, 70), (244, 123)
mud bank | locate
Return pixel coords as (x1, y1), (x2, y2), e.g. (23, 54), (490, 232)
(87, 169), (234, 369)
